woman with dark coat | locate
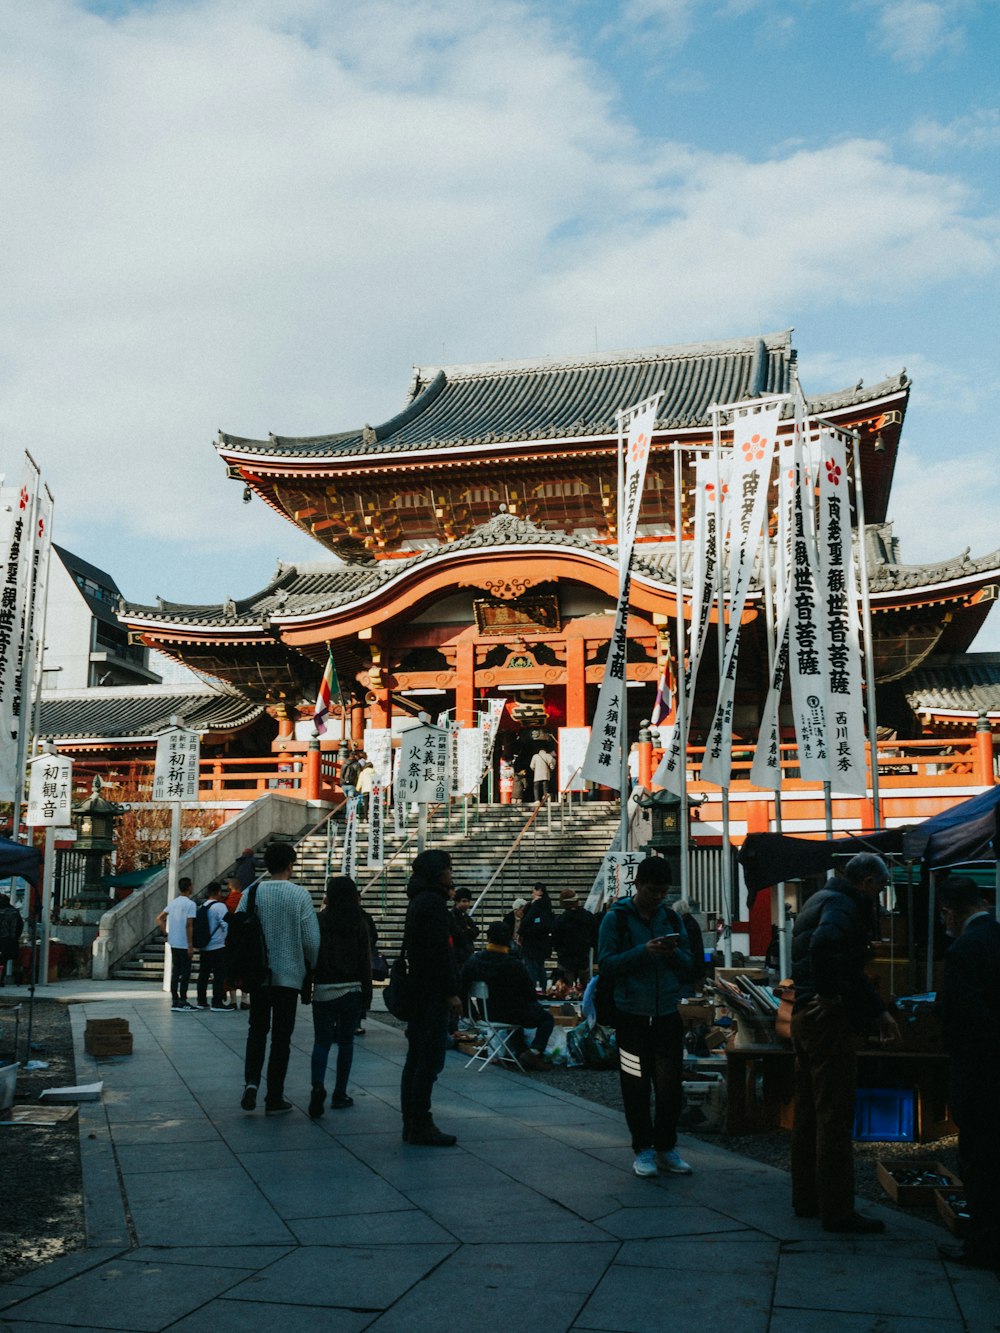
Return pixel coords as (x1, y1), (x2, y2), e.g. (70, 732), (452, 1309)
(518, 883), (554, 993)
(309, 876), (373, 1119)
(400, 849), (462, 1146)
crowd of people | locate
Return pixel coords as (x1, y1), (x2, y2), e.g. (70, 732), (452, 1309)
(151, 839), (999, 1270)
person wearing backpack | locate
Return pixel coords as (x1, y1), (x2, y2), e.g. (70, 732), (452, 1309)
(339, 751), (362, 809)
(238, 842), (320, 1116)
(597, 856), (693, 1179)
(193, 882), (232, 1011)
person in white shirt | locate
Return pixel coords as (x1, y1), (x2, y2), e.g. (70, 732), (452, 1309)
(156, 878), (197, 1012)
(530, 747), (556, 802)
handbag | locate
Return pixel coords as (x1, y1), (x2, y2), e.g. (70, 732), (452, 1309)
(371, 949), (390, 983)
(383, 949), (417, 1020)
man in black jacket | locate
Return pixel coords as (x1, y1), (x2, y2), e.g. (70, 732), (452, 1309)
(790, 852), (899, 1234)
(551, 890), (597, 986)
(461, 922), (554, 1069)
(449, 888), (479, 969)
(400, 849), (462, 1146)
(937, 876), (1000, 1271)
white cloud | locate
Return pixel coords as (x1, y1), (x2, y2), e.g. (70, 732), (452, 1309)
(909, 107), (1000, 153)
(868, 0), (966, 69)
(0, 0), (997, 608)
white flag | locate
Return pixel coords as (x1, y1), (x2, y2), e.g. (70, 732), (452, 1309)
(817, 427), (868, 795)
(0, 460), (37, 800)
(619, 393), (663, 570)
(787, 426), (832, 783)
(701, 403), (780, 787)
(363, 727), (393, 788)
(342, 801), (358, 877)
(367, 782), (384, 868)
(581, 571), (631, 788)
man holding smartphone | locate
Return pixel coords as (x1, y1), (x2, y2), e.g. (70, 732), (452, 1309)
(597, 856), (693, 1178)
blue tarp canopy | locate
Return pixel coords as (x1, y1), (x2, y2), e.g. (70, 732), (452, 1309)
(0, 836), (41, 886)
(901, 784), (1000, 867)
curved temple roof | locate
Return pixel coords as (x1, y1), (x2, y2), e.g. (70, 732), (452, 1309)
(39, 683), (264, 741)
(216, 331), (908, 463)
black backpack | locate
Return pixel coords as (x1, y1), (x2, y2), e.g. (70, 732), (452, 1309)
(225, 883), (269, 990)
(193, 901), (221, 950)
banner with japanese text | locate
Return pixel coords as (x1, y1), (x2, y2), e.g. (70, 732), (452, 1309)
(817, 427), (867, 794)
(701, 402), (780, 787)
(787, 427), (832, 783)
(580, 570), (631, 789)
(26, 752), (73, 827)
(457, 728), (484, 795)
(153, 726), (201, 801)
(341, 801), (358, 877)
(363, 727), (393, 788)
(367, 782), (384, 868)
(619, 393), (663, 572)
(398, 723), (449, 803)
(392, 749), (406, 834)
(0, 460), (37, 800)
(478, 697), (506, 783)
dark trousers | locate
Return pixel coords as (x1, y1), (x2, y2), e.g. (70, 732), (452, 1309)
(510, 1002), (555, 1054)
(244, 985), (299, 1106)
(522, 955), (547, 992)
(791, 998), (857, 1225)
(533, 779), (549, 802)
(954, 1092), (1000, 1261)
(311, 991), (362, 1094)
(400, 1001), (449, 1124)
(170, 947), (192, 1003)
(197, 948), (227, 1007)
(615, 1010), (684, 1153)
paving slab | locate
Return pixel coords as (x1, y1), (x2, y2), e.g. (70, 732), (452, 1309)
(288, 1210), (457, 1246)
(773, 1238), (963, 1322)
(594, 1204), (751, 1239)
(768, 1311), (967, 1332)
(168, 1301), (376, 1332)
(220, 1242), (455, 1310)
(124, 1166), (295, 1247)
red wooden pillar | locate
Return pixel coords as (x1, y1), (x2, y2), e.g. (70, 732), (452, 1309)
(746, 801), (772, 956)
(305, 740), (321, 801)
(566, 637), (587, 729)
(975, 714), (995, 785)
(456, 642), (475, 727)
(369, 689), (391, 729)
(351, 700), (364, 743)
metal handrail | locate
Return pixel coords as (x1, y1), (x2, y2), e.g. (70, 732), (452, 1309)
(469, 799), (545, 917)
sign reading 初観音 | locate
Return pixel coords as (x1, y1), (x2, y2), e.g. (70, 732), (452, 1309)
(152, 727), (201, 802)
(26, 753), (73, 827)
(398, 723), (449, 804)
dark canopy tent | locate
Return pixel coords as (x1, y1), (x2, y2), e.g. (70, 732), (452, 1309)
(739, 786), (1000, 906)
(0, 837), (41, 888)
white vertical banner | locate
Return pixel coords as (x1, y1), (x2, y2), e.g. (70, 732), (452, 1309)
(26, 752), (73, 827)
(619, 393), (663, 567)
(392, 749), (406, 834)
(398, 723), (449, 802)
(342, 801), (358, 877)
(446, 719), (462, 795)
(0, 462), (36, 800)
(557, 727), (589, 792)
(363, 727), (393, 788)
(751, 436), (797, 789)
(580, 570), (631, 788)
(367, 782), (384, 868)
(817, 427), (868, 794)
(153, 726), (201, 801)
(457, 728), (484, 796)
(653, 456), (726, 795)
(701, 402), (780, 787)
(478, 697), (506, 781)
(787, 426), (832, 783)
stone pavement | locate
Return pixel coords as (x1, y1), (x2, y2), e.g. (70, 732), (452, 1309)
(2, 986), (998, 1332)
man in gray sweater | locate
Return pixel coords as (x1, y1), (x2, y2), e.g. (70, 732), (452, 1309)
(240, 842), (320, 1115)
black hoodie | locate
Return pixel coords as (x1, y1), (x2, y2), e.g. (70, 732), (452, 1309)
(402, 869), (460, 1007)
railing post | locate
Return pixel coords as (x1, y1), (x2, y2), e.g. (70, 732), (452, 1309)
(305, 738), (321, 802)
(975, 712), (995, 785)
(638, 718), (653, 789)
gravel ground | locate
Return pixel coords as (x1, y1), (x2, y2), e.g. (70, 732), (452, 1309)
(0, 998), (84, 1282)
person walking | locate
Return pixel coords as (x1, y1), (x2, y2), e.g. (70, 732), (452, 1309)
(790, 852), (899, 1233)
(308, 875), (373, 1118)
(239, 842), (320, 1116)
(597, 856), (693, 1179)
(551, 889), (597, 986)
(529, 747), (556, 802)
(156, 877), (197, 1012)
(518, 883), (553, 992)
(937, 876), (1000, 1271)
(193, 882), (232, 1011)
(399, 849), (462, 1147)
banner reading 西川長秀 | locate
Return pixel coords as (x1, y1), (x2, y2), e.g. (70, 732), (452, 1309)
(700, 401), (780, 788)
(817, 426), (867, 795)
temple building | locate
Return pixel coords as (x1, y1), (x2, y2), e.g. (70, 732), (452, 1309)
(116, 331), (999, 808)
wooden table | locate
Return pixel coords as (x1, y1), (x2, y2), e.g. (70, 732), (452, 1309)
(724, 1044), (954, 1140)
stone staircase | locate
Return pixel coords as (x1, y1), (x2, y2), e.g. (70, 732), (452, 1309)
(111, 799), (621, 981)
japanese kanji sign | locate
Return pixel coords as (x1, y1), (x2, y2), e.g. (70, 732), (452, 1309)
(152, 727), (201, 802)
(26, 753), (73, 827)
(398, 723), (449, 803)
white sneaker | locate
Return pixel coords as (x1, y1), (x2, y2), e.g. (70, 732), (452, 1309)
(656, 1148), (693, 1174)
(633, 1148), (658, 1178)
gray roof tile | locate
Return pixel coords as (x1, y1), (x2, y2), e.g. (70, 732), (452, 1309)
(39, 685), (263, 740)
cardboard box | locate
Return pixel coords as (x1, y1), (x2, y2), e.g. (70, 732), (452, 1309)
(85, 1018), (130, 1035)
(935, 1188), (970, 1237)
(876, 1159), (960, 1205)
(678, 1003), (714, 1027)
(85, 1032), (133, 1057)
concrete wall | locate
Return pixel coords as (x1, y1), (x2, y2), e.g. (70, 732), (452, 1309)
(91, 793), (324, 979)
(41, 558), (94, 690)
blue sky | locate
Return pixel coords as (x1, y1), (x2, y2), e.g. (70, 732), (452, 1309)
(2, 0), (998, 647)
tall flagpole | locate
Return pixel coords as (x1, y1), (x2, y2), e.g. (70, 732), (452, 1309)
(672, 443), (689, 901)
(617, 407), (629, 855)
(851, 431), (882, 829)
(711, 406), (733, 966)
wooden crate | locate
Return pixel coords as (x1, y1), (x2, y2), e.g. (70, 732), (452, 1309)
(85, 1032), (133, 1057)
(935, 1188), (970, 1237)
(876, 1159), (960, 1205)
(85, 1018), (130, 1035)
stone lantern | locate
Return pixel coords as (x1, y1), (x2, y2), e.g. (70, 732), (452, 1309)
(68, 776), (126, 916)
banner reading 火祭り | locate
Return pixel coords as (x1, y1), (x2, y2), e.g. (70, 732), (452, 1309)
(787, 427), (831, 783)
(580, 570), (631, 789)
(653, 455), (726, 796)
(701, 402), (780, 787)
(817, 427), (867, 794)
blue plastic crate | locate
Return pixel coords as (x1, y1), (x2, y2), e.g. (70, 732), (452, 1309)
(853, 1087), (915, 1142)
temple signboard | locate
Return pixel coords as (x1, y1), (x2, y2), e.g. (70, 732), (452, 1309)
(474, 595), (560, 636)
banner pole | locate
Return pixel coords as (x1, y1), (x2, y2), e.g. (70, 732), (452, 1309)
(672, 443), (690, 902)
(11, 455), (42, 838)
(851, 431), (882, 828)
(711, 406), (733, 966)
(761, 498), (789, 976)
(617, 407), (629, 855)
